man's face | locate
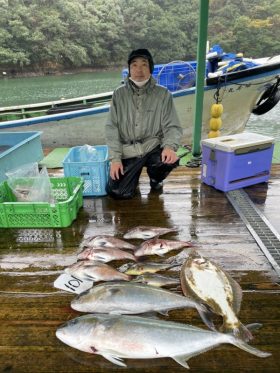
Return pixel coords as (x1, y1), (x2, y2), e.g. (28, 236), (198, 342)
(130, 57), (151, 82)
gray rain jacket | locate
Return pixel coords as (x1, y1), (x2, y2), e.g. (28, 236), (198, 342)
(105, 77), (183, 162)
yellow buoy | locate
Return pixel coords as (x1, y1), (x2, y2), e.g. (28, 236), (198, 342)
(209, 117), (222, 131)
(210, 103), (223, 118)
(208, 130), (221, 138)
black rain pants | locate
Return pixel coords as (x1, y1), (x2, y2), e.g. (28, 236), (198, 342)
(106, 146), (179, 199)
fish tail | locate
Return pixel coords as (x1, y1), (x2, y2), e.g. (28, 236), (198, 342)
(131, 275), (141, 283)
(222, 322), (253, 342)
(166, 256), (183, 267)
(230, 337), (271, 358)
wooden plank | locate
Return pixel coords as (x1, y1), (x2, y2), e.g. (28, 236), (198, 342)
(0, 165), (279, 372)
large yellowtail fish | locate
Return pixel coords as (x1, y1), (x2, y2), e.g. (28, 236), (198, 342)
(180, 251), (253, 341)
(56, 314), (271, 368)
(70, 282), (211, 329)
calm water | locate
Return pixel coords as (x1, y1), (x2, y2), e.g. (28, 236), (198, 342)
(0, 71), (279, 140)
(246, 105), (280, 141)
(0, 71), (121, 105)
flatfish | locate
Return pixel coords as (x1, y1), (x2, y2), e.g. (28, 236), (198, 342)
(180, 250), (253, 341)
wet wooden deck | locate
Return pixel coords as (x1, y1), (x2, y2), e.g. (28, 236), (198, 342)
(0, 164), (279, 372)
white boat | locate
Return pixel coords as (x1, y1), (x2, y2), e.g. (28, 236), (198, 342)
(0, 51), (279, 147)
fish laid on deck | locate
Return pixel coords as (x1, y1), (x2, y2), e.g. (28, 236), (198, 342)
(77, 247), (136, 263)
(123, 226), (178, 240)
(132, 273), (180, 287)
(118, 261), (178, 275)
(70, 282), (210, 328)
(134, 238), (193, 257)
(80, 235), (136, 250)
(56, 314), (271, 369)
(65, 260), (131, 282)
(180, 251), (253, 341)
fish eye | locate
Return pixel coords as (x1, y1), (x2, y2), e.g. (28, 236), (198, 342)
(68, 318), (79, 327)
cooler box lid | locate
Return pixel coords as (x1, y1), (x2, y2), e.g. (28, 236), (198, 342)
(201, 132), (274, 152)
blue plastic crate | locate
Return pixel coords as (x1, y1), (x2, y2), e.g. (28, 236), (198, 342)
(63, 145), (109, 196)
(0, 131), (44, 183)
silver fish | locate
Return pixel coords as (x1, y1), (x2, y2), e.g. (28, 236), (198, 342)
(80, 235), (136, 250)
(70, 282), (210, 329)
(56, 314), (271, 368)
(77, 247), (136, 263)
(118, 261), (178, 275)
(180, 251), (253, 341)
(123, 226), (178, 240)
(132, 274), (180, 287)
(65, 260), (131, 282)
(134, 238), (193, 257)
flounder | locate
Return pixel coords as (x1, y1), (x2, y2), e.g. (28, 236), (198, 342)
(180, 250), (253, 341)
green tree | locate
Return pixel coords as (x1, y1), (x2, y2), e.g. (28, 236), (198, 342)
(0, 0), (278, 71)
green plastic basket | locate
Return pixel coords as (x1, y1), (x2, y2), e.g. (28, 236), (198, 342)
(0, 177), (84, 228)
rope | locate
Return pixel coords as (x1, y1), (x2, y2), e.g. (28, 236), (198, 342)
(212, 75), (279, 103)
(186, 155), (202, 168)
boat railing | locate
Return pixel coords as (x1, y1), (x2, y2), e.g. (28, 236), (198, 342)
(0, 92), (113, 121)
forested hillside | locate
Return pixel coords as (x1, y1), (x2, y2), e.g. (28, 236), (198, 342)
(0, 0), (279, 73)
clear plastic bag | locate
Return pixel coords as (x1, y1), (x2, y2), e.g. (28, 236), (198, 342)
(78, 144), (98, 162)
(5, 162), (55, 203)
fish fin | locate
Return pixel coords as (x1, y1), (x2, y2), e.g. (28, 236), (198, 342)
(226, 275), (243, 315)
(137, 312), (159, 319)
(166, 249), (190, 266)
(157, 252), (165, 258)
(182, 241), (194, 247)
(158, 310), (170, 316)
(222, 322), (253, 342)
(83, 274), (97, 282)
(102, 352), (127, 367)
(245, 323), (263, 331)
(230, 337), (271, 358)
(172, 355), (191, 369)
(196, 304), (217, 331)
(131, 275), (142, 283)
(234, 323), (253, 342)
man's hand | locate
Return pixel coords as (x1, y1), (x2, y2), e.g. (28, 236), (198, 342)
(110, 161), (124, 180)
(161, 148), (179, 164)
